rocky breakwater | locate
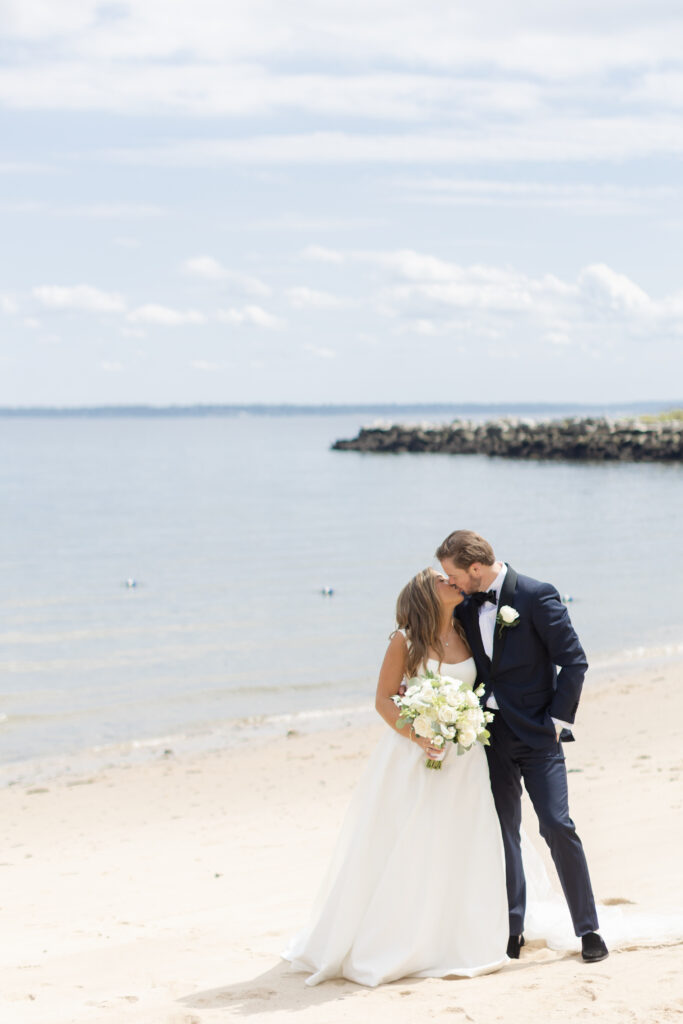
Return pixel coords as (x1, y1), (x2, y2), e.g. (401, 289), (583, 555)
(332, 416), (683, 461)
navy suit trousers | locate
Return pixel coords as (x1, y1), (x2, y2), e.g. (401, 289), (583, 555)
(485, 712), (599, 938)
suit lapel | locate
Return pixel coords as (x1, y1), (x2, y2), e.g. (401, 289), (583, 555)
(460, 599), (490, 674)
(491, 564), (518, 676)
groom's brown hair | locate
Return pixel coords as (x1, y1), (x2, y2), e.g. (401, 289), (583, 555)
(436, 530), (495, 568)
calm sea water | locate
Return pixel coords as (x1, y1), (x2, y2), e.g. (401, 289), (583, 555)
(1, 408), (682, 770)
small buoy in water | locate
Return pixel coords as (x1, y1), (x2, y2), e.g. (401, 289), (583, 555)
(562, 594), (573, 604)
(321, 586), (335, 596)
(125, 578), (138, 589)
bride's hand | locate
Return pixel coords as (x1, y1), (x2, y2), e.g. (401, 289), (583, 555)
(411, 733), (444, 758)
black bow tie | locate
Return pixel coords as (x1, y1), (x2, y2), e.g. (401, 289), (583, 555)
(470, 589), (497, 607)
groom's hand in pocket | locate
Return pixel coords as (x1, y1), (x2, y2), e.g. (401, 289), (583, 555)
(551, 716), (572, 743)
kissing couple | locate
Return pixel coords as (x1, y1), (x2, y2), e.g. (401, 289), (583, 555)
(283, 529), (609, 986)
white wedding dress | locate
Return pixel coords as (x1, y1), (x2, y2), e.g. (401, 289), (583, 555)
(282, 657), (510, 987)
(283, 657), (683, 987)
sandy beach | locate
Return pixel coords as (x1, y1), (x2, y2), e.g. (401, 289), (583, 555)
(1, 660), (682, 1024)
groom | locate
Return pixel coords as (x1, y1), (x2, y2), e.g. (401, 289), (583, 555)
(436, 529), (608, 964)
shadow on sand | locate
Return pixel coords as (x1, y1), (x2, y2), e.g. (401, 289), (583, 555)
(179, 961), (374, 1016)
(179, 946), (575, 1016)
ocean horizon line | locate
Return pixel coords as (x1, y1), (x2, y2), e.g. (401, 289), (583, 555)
(0, 399), (681, 418)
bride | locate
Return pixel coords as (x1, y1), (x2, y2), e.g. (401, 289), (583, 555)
(282, 567), (509, 986)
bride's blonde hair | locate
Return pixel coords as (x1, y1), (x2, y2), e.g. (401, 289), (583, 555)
(394, 568), (468, 679)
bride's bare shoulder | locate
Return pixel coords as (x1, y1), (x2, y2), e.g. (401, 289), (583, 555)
(383, 628), (408, 662)
(386, 628), (407, 648)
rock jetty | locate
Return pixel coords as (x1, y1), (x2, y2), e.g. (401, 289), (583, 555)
(332, 416), (683, 461)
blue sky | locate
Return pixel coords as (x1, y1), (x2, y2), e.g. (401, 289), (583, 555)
(1, 0), (683, 406)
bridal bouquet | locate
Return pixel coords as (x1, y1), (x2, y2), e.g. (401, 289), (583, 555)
(392, 669), (493, 770)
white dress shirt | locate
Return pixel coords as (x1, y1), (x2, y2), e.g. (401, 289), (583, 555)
(478, 563), (571, 734)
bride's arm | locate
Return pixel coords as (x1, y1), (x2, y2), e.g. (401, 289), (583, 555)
(374, 633), (438, 754)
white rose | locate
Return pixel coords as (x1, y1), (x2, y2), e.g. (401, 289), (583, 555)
(440, 725), (456, 740)
(432, 734), (445, 747)
(413, 715), (434, 738)
(458, 729), (477, 748)
(498, 605), (519, 624)
(438, 705), (458, 724)
(404, 684), (420, 698)
(464, 690), (480, 708)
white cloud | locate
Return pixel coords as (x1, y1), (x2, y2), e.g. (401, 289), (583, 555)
(102, 120), (683, 167)
(127, 304), (207, 326)
(100, 361), (124, 372)
(33, 284), (126, 312)
(65, 202), (165, 219)
(397, 178), (680, 214)
(411, 319), (440, 336)
(217, 305), (283, 328)
(183, 256), (271, 295)
(1, 294), (19, 314)
(1, 200), (165, 218)
(3, 2), (683, 179)
(304, 344), (336, 359)
(317, 246), (683, 348)
(302, 245), (345, 264)
(544, 330), (572, 346)
(191, 359), (230, 371)
(370, 249), (464, 283)
(4, 2), (683, 81)
(252, 212), (385, 231)
(364, 251), (573, 319)
(2, 0), (95, 39)
(3, 4), (683, 405)
(0, 160), (56, 173)
(578, 264), (652, 314)
(632, 71), (683, 107)
(285, 286), (343, 309)
(183, 256), (229, 280)
(0, 62), (544, 120)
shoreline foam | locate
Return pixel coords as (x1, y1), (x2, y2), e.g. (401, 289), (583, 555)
(2, 638), (682, 790)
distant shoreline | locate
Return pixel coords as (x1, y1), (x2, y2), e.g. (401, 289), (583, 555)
(0, 400), (681, 418)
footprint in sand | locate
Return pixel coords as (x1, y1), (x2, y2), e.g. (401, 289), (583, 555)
(602, 897), (635, 905)
(242, 989), (276, 1000)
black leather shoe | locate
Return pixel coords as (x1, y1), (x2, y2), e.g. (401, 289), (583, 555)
(506, 934), (525, 959)
(581, 932), (609, 963)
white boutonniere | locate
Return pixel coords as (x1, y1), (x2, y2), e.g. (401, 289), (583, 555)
(496, 605), (520, 638)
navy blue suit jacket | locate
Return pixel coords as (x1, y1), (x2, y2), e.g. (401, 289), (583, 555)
(456, 565), (588, 750)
